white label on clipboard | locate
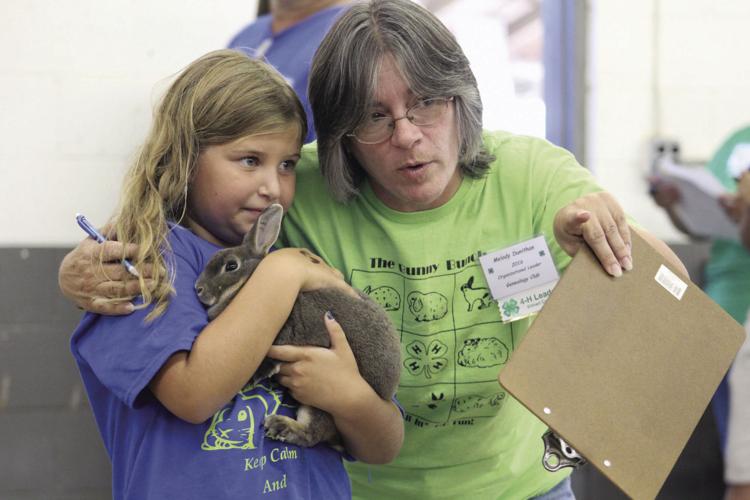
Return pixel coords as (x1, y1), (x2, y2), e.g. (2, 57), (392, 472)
(654, 265), (687, 300)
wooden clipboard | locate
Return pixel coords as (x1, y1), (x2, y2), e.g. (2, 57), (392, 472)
(499, 231), (745, 499)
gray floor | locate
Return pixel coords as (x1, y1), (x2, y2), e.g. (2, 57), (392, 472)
(0, 243), (723, 499)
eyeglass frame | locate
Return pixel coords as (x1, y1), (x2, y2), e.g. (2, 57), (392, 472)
(345, 96), (455, 145)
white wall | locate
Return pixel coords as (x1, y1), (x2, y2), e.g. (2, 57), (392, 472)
(587, 0), (750, 241)
(0, 0), (255, 246)
(3, 0), (749, 246)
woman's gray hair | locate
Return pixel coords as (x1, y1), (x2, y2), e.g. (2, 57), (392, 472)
(309, 0), (494, 202)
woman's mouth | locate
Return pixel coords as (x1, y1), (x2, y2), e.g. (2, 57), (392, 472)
(398, 162), (431, 179)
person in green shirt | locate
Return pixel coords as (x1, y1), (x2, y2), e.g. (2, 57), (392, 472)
(725, 159), (750, 500)
(649, 126), (750, 488)
(59, 1), (685, 498)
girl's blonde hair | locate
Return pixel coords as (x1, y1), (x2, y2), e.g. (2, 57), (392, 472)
(111, 49), (306, 319)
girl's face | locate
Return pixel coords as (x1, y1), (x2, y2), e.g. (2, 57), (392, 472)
(185, 126), (300, 247)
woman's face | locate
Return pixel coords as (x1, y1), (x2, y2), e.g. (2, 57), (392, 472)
(347, 55), (461, 212)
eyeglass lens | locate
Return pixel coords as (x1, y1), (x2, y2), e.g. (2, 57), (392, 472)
(353, 97), (451, 144)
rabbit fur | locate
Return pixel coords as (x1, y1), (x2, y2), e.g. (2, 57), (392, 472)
(194, 204), (401, 449)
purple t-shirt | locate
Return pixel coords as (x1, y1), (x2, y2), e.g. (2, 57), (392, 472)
(228, 5), (349, 143)
(71, 224), (351, 500)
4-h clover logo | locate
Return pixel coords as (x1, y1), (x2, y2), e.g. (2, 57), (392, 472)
(501, 298), (520, 318)
(404, 339), (449, 379)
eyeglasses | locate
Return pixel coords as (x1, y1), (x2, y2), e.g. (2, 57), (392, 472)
(346, 96), (454, 145)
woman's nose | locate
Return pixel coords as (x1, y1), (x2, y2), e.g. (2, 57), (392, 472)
(390, 116), (422, 149)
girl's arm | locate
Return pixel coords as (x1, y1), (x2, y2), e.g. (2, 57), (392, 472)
(149, 248), (350, 424)
(268, 316), (404, 464)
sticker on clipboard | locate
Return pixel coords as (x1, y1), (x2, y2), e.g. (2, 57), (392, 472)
(654, 264), (687, 300)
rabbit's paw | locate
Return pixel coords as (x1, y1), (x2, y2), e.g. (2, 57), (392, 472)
(263, 415), (314, 447)
(251, 360), (281, 384)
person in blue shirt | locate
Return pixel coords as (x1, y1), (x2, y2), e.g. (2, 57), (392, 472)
(229, 0), (350, 143)
(70, 49), (403, 500)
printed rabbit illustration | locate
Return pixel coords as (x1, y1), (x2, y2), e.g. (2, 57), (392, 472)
(194, 204), (402, 449)
(460, 276), (493, 312)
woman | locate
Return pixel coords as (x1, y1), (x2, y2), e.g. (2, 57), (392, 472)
(60, 1), (685, 498)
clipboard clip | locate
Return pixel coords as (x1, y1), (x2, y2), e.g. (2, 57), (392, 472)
(542, 429), (587, 472)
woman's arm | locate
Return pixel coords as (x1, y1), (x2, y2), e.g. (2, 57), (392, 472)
(268, 315), (404, 464)
(740, 204), (750, 251)
(150, 248), (351, 424)
(737, 172), (750, 251)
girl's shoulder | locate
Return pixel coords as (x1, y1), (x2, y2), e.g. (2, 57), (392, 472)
(165, 223), (223, 273)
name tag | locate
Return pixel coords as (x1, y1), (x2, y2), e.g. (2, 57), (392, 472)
(479, 235), (559, 322)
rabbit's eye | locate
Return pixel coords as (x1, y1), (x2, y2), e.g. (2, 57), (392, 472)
(224, 260), (239, 272)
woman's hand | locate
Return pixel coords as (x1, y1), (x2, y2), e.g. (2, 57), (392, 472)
(265, 248), (358, 298)
(554, 192), (632, 277)
(267, 311), (366, 415)
(58, 236), (147, 314)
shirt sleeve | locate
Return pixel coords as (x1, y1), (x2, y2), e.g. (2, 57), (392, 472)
(72, 234), (210, 408)
(523, 137), (603, 268)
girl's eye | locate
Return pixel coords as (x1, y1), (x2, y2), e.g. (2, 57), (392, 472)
(224, 260), (239, 272)
(279, 160), (297, 173)
(418, 98), (438, 108)
(240, 156), (259, 167)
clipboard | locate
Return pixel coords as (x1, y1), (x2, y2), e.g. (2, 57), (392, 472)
(499, 230), (746, 499)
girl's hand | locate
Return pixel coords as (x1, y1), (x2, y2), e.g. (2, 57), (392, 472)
(554, 192), (632, 277)
(267, 312), (369, 416)
(58, 236), (148, 314)
(266, 248), (358, 298)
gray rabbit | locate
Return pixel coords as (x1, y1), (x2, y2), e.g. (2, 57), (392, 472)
(194, 204), (402, 449)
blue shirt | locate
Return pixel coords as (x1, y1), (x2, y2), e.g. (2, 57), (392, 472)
(71, 224), (351, 500)
(228, 5), (349, 143)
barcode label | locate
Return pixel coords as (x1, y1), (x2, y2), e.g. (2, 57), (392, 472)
(654, 265), (687, 300)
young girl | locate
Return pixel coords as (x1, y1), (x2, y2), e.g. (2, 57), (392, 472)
(70, 50), (403, 500)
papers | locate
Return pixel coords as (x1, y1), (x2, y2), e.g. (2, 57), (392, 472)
(728, 143), (750, 180)
(655, 157), (739, 240)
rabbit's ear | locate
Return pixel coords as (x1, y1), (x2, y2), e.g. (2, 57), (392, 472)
(242, 204), (284, 256)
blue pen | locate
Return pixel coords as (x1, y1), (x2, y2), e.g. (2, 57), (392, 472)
(75, 214), (140, 277)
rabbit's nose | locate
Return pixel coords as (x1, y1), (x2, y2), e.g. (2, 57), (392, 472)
(195, 285), (204, 295)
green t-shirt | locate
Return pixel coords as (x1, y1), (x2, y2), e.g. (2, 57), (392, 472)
(281, 131), (603, 499)
(704, 125), (750, 321)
